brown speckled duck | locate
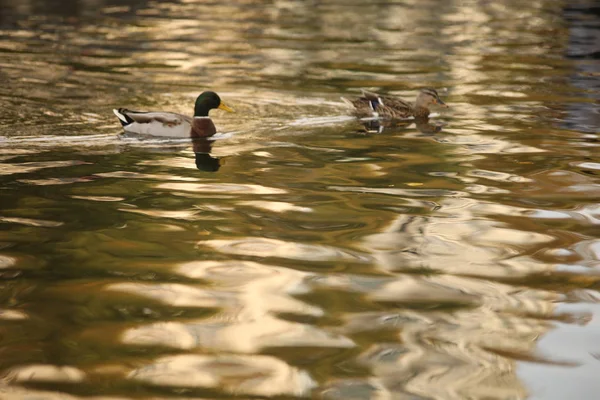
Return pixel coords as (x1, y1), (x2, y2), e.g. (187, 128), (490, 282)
(113, 91), (233, 138)
(343, 88), (448, 119)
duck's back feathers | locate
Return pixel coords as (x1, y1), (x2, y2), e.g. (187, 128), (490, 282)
(342, 91), (384, 118)
(344, 90), (414, 119)
(113, 109), (193, 138)
(377, 95), (413, 118)
(341, 96), (373, 116)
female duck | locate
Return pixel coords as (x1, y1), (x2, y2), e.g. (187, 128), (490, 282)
(113, 91), (233, 138)
(344, 88), (447, 119)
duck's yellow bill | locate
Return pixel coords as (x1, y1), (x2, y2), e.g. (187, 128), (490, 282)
(218, 103), (234, 112)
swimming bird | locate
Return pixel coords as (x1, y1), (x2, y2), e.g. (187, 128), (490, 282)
(113, 91), (233, 138)
(343, 88), (447, 119)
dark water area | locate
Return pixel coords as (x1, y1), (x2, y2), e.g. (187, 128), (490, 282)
(1, 0), (600, 399)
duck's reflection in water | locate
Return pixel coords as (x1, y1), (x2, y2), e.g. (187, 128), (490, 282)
(192, 138), (221, 172)
(415, 117), (443, 134)
(360, 117), (443, 134)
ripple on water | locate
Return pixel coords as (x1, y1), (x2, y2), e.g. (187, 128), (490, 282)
(0, 254), (16, 268)
(574, 162), (600, 171)
(434, 133), (546, 155)
(466, 169), (533, 183)
(175, 260), (312, 293)
(237, 200), (313, 213)
(118, 208), (208, 221)
(0, 134), (117, 148)
(70, 195), (125, 202)
(95, 171), (199, 181)
(199, 237), (370, 263)
(530, 204), (600, 226)
(367, 276), (480, 307)
(106, 283), (230, 309)
(18, 177), (96, 186)
(6, 365), (85, 384)
(0, 309), (27, 320)
(114, 259), (354, 353)
(321, 379), (390, 400)
(527, 170), (600, 199)
(121, 315), (355, 353)
(175, 260), (323, 317)
(157, 182), (288, 195)
(0, 216), (63, 227)
(332, 296), (550, 399)
(0, 160), (88, 176)
(572, 240), (600, 263)
(470, 226), (555, 246)
(328, 185), (467, 198)
(128, 354), (316, 397)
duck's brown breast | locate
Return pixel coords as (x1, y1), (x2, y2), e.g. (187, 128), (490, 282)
(191, 117), (217, 138)
(412, 107), (430, 118)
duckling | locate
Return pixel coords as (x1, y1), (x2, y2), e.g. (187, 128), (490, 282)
(343, 88), (447, 119)
(113, 91), (233, 138)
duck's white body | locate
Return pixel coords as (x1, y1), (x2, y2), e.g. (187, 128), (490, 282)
(113, 109), (193, 138)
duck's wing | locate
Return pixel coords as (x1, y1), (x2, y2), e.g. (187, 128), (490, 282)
(341, 96), (367, 109)
(360, 90), (381, 101)
(341, 90), (382, 118)
(343, 90), (413, 119)
(113, 109), (193, 138)
(378, 95), (413, 118)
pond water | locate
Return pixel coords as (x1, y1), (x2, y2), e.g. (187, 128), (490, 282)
(1, 0), (600, 399)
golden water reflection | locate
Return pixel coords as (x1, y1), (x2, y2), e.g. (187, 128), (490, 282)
(0, 0), (599, 399)
(129, 354), (316, 397)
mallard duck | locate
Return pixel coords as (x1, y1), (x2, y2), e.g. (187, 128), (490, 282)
(343, 88), (447, 119)
(113, 91), (233, 138)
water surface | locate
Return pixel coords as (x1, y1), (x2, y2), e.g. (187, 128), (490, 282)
(1, 0), (600, 399)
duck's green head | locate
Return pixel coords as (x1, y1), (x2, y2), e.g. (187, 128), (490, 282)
(194, 91), (234, 117)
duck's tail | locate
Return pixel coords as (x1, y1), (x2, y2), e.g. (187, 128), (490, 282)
(340, 97), (354, 108)
(112, 108), (132, 126)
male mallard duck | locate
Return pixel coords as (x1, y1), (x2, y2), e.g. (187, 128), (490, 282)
(343, 88), (447, 119)
(113, 91), (233, 138)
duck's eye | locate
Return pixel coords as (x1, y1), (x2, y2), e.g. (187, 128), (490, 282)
(369, 100), (379, 110)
